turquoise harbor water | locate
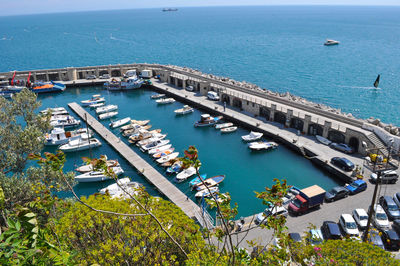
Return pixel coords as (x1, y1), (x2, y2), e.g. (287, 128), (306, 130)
(38, 87), (340, 216)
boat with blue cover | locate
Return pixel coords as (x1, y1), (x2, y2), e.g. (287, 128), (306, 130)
(166, 160), (183, 174)
(193, 175), (225, 191)
(31, 81), (66, 93)
(188, 174), (208, 187)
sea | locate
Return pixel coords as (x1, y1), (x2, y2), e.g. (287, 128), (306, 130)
(1, 6), (399, 216)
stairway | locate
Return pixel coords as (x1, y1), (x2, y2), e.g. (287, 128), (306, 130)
(366, 132), (389, 156)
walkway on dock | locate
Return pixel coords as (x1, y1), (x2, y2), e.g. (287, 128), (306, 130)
(68, 102), (213, 228)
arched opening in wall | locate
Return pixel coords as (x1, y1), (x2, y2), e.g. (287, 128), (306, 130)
(111, 70), (121, 77)
(328, 130), (345, 143)
(274, 112), (286, 124)
(37, 74), (47, 81)
(349, 137), (359, 153)
(197, 83), (200, 91)
(290, 118), (304, 131)
(232, 98), (242, 109)
(99, 70), (109, 76)
(221, 94), (230, 105)
(259, 107), (270, 120)
(170, 77), (176, 85)
(177, 79), (183, 88)
(48, 73), (59, 81)
(308, 124), (323, 136)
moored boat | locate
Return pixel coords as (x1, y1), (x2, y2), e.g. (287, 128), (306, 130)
(98, 111), (118, 120)
(174, 105), (194, 115)
(136, 133), (167, 146)
(194, 114), (222, 127)
(195, 187), (219, 198)
(324, 39), (340, 46)
(152, 148), (175, 159)
(316, 135), (332, 146)
(156, 152), (179, 164)
(166, 160), (183, 174)
(109, 117), (131, 128)
(248, 141), (278, 151)
(31, 81), (66, 93)
(130, 119), (150, 126)
(44, 127), (92, 146)
(175, 167), (197, 183)
(221, 126), (237, 133)
(148, 144), (173, 155)
(188, 174), (208, 187)
(241, 131), (263, 141)
(81, 95), (105, 106)
(193, 175), (225, 191)
(156, 98), (175, 104)
(74, 166), (124, 183)
(50, 115), (81, 128)
(89, 102), (105, 109)
(141, 139), (170, 152)
(99, 178), (142, 199)
(215, 122), (233, 129)
(40, 107), (68, 116)
(151, 93), (165, 99)
(96, 104), (118, 114)
(75, 159), (119, 173)
(59, 137), (102, 152)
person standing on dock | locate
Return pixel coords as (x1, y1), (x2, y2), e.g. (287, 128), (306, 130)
(224, 101), (226, 112)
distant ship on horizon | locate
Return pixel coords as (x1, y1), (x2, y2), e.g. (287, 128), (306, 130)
(162, 8), (178, 12)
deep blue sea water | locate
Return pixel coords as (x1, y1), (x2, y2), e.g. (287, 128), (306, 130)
(1, 6), (399, 216)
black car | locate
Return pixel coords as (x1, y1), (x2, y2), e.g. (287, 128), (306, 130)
(289, 233), (302, 243)
(325, 186), (350, 202)
(393, 192), (400, 208)
(392, 219), (400, 235)
(379, 196), (400, 220)
(368, 230), (385, 249)
(380, 229), (400, 251)
(330, 157), (355, 171)
(321, 221), (342, 240)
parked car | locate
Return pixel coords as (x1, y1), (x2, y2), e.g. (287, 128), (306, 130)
(325, 186), (349, 202)
(307, 229), (324, 245)
(288, 232), (302, 243)
(394, 192), (400, 208)
(392, 220), (400, 235)
(86, 74), (96, 80)
(380, 229), (400, 251)
(369, 204), (390, 230)
(100, 74), (110, 79)
(339, 214), (360, 237)
(330, 143), (354, 154)
(207, 91), (220, 101)
(321, 221), (342, 240)
(255, 205), (288, 225)
(352, 208), (368, 230)
(345, 180), (367, 195)
(370, 170), (398, 184)
(368, 229), (385, 249)
(330, 157), (355, 171)
(186, 85), (194, 92)
(379, 196), (400, 220)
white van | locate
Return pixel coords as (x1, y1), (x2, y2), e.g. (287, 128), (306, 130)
(207, 91), (219, 101)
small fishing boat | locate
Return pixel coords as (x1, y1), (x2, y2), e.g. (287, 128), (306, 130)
(156, 98), (175, 104)
(373, 74), (380, 88)
(59, 137), (102, 152)
(324, 39), (340, 46)
(141, 139), (170, 152)
(175, 167), (197, 183)
(156, 152), (179, 164)
(193, 175), (225, 191)
(75, 159), (119, 173)
(152, 148), (175, 159)
(89, 102), (105, 109)
(74, 166), (124, 183)
(31, 81), (66, 93)
(98, 111), (118, 120)
(148, 144), (173, 155)
(195, 187), (219, 198)
(150, 93), (165, 99)
(221, 126), (237, 133)
(188, 174), (208, 187)
(109, 117), (131, 128)
(166, 160), (183, 174)
(174, 105), (194, 115)
(96, 104), (118, 114)
(40, 107), (68, 116)
(248, 141), (278, 151)
(81, 94), (105, 106)
(44, 127), (92, 146)
(50, 115), (81, 128)
(130, 119), (150, 126)
(241, 131), (263, 141)
(316, 135), (332, 146)
(215, 122), (233, 129)
(194, 114), (222, 127)
(99, 178), (142, 199)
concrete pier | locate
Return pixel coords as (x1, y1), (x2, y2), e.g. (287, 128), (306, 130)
(68, 102), (212, 228)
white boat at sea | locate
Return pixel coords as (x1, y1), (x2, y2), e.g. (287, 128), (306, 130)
(130, 119), (150, 126)
(136, 133), (167, 146)
(175, 167), (197, 183)
(141, 139), (170, 152)
(221, 126), (237, 133)
(40, 107), (68, 116)
(99, 111), (118, 120)
(74, 166), (124, 183)
(59, 137), (102, 152)
(75, 159), (119, 173)
(99, 178), (142, 199)
(151, 93), (165, 99)
(215, 122), (233, 129)
(174, 105), (194, 115)
(324, 39), (340, 46)
(195, 186), (219, 198)
(148, 144), (173, 154)
(109, 117), (131, 128)
(156, 98), (175, 104)
(156, 152), (179, 164)
(81, 94), (105, 106)
(50, 115), (81, 128)
(89, 102), (105, 109)
(152, 148), (175, 159)
(248, 141), (278, 151)
(44, 127), (92, 146)
(316, 135), (332, 145)
(241, 131), (263, 141)
(96, 104), (118, 114)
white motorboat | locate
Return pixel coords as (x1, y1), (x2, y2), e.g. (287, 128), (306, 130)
(81, 94), (105, 106)
(215, 122), (233, 129)
(221, 126), (237, 133)
(174, 105), (194, 115)
(156, 98), (175, 104)
(96, 104), (118, 114)
(248, 141), (278, 151)
(44, 127), (92, 146)
(194, 114), (223, 127)
(156, 152), (179, 164)
(148, 144), (173, 154)
(89, 102), (105, 109)
(130, 119), (150, 126)
(74, 166), (124, 183)
(99, 111), (118, 120)
(104, 77), (144, 90)
(324, 39), (340, 46)
(241, 131), (263, 141)
(40, 107), (68, 116)
(195, 187), (219, 198)
(109, 117), (131, 128)
(75, 158), (119, 173)
(136, 134), (167, 146)
(99, 178), (142, 199)
(175, 167), (197, 183)
(316, 135), (332, 145)
(152, 148), (175, 159)
(50, 115), (80, 128)
(141, 139), (170, 152)
(59, 137), (102, 152)
(151, 93), (165, 99)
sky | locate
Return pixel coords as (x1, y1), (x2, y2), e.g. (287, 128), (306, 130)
(1, 0), (399, 16)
